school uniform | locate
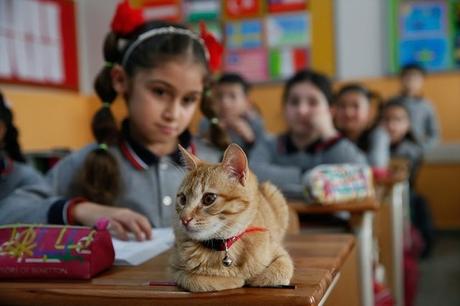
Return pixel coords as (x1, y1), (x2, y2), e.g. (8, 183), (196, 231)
(353, 126), (390, 168)
(390, 138), (423, 185)
(46, 121), (221, 228)
(198, 111), (267, 155)
(0, 153), (65, 224)
(391, 95), (440, 150)
(249, 133), (367, 199)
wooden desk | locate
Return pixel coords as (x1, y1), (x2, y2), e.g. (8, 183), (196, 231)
(289, 197), (379, 306)
(0, 234), (357, 306)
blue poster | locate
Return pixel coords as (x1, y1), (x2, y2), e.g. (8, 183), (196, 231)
(399, 38), (449, 71)
(399, 2), (446, 37)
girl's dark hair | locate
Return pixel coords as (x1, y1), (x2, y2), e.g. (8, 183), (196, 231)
(400, 62), (426, 77)
(72, 20), (210, 204)
(334, 83), (383, 108)
(0, 92), (25, 162)
(282, 69), (333, 105)
(380, 98), (419, 144)
(217, 73), (251, 94)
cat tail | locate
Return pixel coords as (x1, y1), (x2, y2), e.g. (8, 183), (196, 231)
(259, 182), (289, 240)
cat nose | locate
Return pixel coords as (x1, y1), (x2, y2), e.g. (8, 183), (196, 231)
(181, 216), (193, 226)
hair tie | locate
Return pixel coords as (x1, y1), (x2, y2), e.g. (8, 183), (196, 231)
(210, 117), (219, 125)
(98, 143), (108, 150)
(102, 102), (111, 108)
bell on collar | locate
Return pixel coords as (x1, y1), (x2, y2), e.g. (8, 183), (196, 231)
(223, 253), (233, 267)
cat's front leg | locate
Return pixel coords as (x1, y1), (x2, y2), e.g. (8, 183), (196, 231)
(174, 270), (245, 292)
(246, 247), (293, 287)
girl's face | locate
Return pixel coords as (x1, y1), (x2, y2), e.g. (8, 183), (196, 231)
(382, 106), (410, 144)
(116, 60), (204, 145)
(215, 83), (249, 119)
(334, 91), (370, 135)
(284, 81), (331, 137)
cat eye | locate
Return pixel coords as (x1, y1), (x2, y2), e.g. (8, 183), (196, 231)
(201, 193), (217, 206)
(177, 193), (186, 206)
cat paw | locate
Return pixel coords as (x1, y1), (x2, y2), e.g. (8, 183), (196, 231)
(175, 272), (244, 292)
(247, 253), (293, 287)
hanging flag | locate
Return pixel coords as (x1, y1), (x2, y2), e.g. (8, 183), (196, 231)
(269, 47), (308, 79)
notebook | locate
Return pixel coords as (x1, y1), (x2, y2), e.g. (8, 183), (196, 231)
(112, 227), (175, 266)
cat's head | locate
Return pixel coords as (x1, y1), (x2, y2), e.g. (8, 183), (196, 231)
(175, 143), (258, 241)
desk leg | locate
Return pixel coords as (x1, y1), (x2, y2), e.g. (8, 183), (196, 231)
(391, 182), (407, 306)
(352, 212), (374, 306)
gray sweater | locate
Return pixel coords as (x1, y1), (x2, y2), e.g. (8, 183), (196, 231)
(249, 133), (367, 199)
(46, 136), (220, 228)
(353, 126), (390, 168)
(0, 157), (63, 224)
(393, 95), (440, 150)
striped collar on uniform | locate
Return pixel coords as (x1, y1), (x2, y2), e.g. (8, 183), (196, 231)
(119, 120), (195, 171)
(277, 132), (343, 155)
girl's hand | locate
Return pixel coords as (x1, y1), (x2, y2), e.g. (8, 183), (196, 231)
(224, 117), (255, 144)
(311, 108), (338, 141)
(72, 202), (152, 241)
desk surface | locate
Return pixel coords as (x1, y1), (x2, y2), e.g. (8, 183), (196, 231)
(0, 234), (354, 306)
(289, 197), (379, 215)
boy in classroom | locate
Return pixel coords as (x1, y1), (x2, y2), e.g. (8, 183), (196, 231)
(249, 69), (367, 200)
(198, 73), (266, 155)
(45, 1), (222, 240)
(333, 83), (390, 169)
(390, 63), (440, 151)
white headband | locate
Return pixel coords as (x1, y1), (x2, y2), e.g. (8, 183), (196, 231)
(121, 26), (209, 67)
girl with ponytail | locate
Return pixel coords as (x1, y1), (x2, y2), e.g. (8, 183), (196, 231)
(46, 1), (220, 240)
(332, 83), (390, 169)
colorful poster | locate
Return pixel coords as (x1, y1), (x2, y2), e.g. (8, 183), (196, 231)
(268, 0), (307, 13)
(223, 0), (263, 20)
(184, 0), (220, 22)
(399, 38), (449, 71)
(397, 1), (451, 71)
(224, 49), (268, 82)
(269, 47), (308, 79)
(142, 0), (181, 22)
(266, 13), (310, 47)
(225, 19), (263, 49)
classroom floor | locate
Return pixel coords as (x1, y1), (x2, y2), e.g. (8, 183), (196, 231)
(415, 231), (460, 306)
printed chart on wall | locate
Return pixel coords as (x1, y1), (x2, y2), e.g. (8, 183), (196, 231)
(390, 0), (459, 72)
(0, 0), (78, 90)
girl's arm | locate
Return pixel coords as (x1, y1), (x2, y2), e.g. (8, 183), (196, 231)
(366, 127), (390, 168)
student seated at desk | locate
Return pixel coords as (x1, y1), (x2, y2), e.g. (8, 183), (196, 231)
(0, 91), (65, 224)
(381, 99), (434, 257)
(198, 73), (266, 155)
(389, 63), (440, 151)
(249, 69), (367, 199)
(46, 9), (220, 240)
(333, 83), (390, 169)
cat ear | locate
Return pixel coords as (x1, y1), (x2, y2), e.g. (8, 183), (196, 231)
(178, 144), (201, 171)
(222, 143), (248, 186)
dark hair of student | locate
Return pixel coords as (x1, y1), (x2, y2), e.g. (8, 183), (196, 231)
(334, 83), (383, 108)
(0, 92), (25, 162)
(282, 69), (333, 105)
(380, 98), (419, 144)
(217, 73), (251, 94)
(400, 62), (426, 77)
(71, 20), (214, 204)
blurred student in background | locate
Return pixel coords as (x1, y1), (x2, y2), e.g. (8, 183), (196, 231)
(249, 69), (366, 199)
(199, 72), (266, 155)
(390, 63), (440, 151)
(381, 99), (434, 257)
(333, 83), (390, 169)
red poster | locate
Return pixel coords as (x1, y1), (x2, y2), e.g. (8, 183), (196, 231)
(268, 0), (307, 13)
(223, 0), (263, 20)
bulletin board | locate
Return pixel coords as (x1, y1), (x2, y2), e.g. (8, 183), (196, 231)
(136, 0), (313, 83)
(0, 0), (79, 90)
(389, 0), (460, 73)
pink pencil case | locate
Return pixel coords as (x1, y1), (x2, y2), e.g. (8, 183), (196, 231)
(0, 220), (114, 280)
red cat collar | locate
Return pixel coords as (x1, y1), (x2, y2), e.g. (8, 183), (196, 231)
(201, 226), (267, 252)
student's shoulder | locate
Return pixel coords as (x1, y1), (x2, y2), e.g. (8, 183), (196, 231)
(368, 126), (390, 142)
(49, 143), (99, 171)
(193, 137), (222, 163)
(13, 161), (45, 182)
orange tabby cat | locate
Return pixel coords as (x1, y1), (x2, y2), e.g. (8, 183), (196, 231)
(170, 143), (293, 292)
